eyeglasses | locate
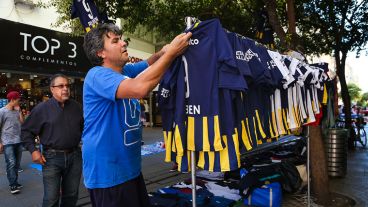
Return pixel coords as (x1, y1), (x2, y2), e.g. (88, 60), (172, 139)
(51, 84), (70, 89)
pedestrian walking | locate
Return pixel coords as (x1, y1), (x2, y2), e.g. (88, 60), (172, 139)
(0, 91), (24, 194)
(82, 23), (191, 207)
(21, 74), (83, 207)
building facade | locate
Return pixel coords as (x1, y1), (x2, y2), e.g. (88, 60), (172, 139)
(0, 0), (162, 125)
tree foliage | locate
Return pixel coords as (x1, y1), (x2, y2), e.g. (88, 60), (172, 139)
(297, 0), (368, 56)
(347, 83), (362, 102)
(45, 0), (265, 41)
(359, 92), (368, 107)
(45, 0), (368, 55)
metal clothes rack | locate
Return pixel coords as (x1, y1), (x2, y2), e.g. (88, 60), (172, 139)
(306, 126), (311, 207)
(183, 16), (311, 207)
(185, 16), (197, 207)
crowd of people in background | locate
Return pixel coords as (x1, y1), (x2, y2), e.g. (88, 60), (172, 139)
(338, 104), (368, 115)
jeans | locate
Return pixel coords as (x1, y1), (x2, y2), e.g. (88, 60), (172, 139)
(42, 149), (82, 207)
(3, 143), (22, 186)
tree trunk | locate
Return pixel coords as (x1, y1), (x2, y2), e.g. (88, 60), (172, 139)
(310, 126), (332, 205)
(263, 0), (332, 204)
(263, 0), (288, 49)
(335, 53), (354, 149)
(333, 79), (339, 116)
(286, 0), (296, 34)
(286, 0), (302, 52)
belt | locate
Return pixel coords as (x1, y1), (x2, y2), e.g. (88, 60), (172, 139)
(43, 147), (79, 154)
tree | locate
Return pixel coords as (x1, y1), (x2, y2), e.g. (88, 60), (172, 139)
(299, 1), (368, 150)
(347, 83), (362, 103)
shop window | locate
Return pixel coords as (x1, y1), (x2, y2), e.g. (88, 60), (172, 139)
(0, 72), (83, 113)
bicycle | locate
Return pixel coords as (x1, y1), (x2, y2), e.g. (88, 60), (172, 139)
(352, 115), (367, 148)
(335, 113), (367, 148)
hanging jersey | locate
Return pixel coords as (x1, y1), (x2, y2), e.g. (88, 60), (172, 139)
(158, 19), (247, 172)
(174, 18), (247, 154)
(226, 34), (273, 145)
(158, 58), (181, 162)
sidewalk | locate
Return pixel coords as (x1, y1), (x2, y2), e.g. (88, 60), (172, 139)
(0, 127), (188, 207)
(0, 127), (366, 206)
(328, 146), (368, 207)
(282, 145), (368, 207)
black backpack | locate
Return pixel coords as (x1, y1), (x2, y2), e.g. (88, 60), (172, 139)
(278, 161), (302, 193)
(238, 161), (302, 197)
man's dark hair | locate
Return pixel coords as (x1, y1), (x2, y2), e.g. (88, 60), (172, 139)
(83, 23), (122, 66)
(50, 74), (69, 87)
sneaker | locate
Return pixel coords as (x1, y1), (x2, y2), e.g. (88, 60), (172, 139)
(15, 184), (23, 189)
(10, 186), (20, 194)
(18, 168), (24, 173)
(169, 164), (178, 172)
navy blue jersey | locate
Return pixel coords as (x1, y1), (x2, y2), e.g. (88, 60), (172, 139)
(176, 19), (246, 153)
(158, 19), (246, 172)
(233, 91), (254, 151)
(234, 36), (279, 143)
(251, 44), (285, 141)
(158, 58), (181, 162)
(71, 0), (100, 32)
(313, 62), (330, 104)
(169, 87), (243, 172)
(226, 34), (273, 144)
(227, 33), (272, 86)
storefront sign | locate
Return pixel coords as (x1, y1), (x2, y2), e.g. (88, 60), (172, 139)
(0, 18), (91, 74)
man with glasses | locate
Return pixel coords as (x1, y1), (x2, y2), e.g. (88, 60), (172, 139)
(21, 74), (83, 207)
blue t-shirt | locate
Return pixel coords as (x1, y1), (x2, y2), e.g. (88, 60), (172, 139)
(82, 61), (148, 189)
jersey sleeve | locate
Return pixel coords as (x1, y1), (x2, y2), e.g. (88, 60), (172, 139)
(89, 68), (126, 101)
(216, 27), (237, 70)
(218, 64), (248, 90)
(216, 25), (247, 90)
(122, 60), (149, 78)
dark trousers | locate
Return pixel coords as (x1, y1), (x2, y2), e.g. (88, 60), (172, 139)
(88, 173), (151, 207)
(42, 149), (82, 207)
(3, 143), (22, 186)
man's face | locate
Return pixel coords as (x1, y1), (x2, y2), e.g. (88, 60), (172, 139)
(50, 77), (70, 102)
(12, 98), (20, 107)
(98, 32), (129, 67)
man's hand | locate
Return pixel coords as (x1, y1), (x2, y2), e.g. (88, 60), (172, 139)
(146, 44), (170, 66)
(159, 44), (169, 55)
(165, 32), (192, 58)
(31, 150), (46, 165)
(14, 106), (20, 111)
(0, 143), (3, 153)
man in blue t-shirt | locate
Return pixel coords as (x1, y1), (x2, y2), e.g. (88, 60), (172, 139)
(82, 23), (191, 207)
